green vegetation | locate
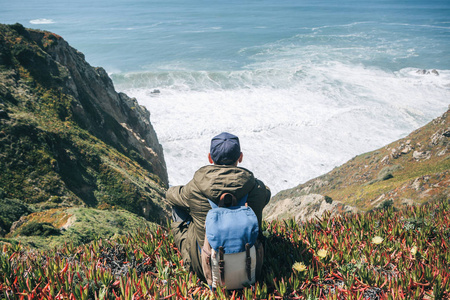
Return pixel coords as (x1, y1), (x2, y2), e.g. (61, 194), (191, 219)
(19, 222), (60, 237)
(269, 109), (449, 216)
(1, 21), (449, 299)
(4, 208), (159, 249)
(0, 197), (31, 234)
(1, 199), (449, 299)
(366, 165), (402, 186)
(380, 199), (394, 210)
(0, 23), (168, 237)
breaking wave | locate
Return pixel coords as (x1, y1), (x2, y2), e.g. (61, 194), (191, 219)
(29, 19), (55, 24)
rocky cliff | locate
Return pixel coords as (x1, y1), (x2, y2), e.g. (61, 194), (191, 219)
(264, 108), (449, 221)
(0, 24), (169, 242)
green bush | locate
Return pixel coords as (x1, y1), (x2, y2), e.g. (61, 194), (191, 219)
(377, 165), (402, 181)
(381, 173), (394, 181)
(0, 198), (31, 234)
(20, 222), (60, 237)
(366, 165), (402, 185)
(381, 199), (394, 210)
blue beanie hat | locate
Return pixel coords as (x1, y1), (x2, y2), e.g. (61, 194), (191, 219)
(210, 132), (241, 165)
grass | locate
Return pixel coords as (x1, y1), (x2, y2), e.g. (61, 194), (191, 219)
(303, 155), (449, 211)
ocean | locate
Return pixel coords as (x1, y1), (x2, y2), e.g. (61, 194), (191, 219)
(2, 0), (449, 193)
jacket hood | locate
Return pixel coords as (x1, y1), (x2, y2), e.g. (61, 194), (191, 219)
(193, 165), (256, 201)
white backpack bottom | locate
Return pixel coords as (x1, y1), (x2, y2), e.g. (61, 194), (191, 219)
(201, 235), (264, 290)
(210, 246), (256, 290)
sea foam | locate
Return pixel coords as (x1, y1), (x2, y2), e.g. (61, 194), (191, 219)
(116, 63), (450, 194)
(29, 19), (55, 24)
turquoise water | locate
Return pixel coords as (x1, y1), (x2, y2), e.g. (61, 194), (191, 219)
(2, 0), (450, 192)
(3, 0), (450, 72)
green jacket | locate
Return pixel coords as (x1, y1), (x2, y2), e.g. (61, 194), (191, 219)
(166, 165), (271, 278)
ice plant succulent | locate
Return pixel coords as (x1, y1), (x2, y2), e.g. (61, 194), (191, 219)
(317, 249), (327, 259)
(1, 198), (449, 299)
(372, 236), (384, 244)
(292, 262), (307, 272)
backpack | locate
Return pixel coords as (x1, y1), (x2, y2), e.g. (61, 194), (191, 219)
(201, 193), (264, 290)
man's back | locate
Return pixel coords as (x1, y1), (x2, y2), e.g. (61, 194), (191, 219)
(167, 164), (270, 249)
(166, 132), (271, 282)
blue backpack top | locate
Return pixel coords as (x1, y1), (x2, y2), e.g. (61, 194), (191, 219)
(205, 193), (259, 254)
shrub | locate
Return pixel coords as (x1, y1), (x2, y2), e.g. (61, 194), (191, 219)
(20, 222), (60, 237)
(381, 173), (394, 181)
(381, 199), (394, 210)
(366, 165), (402, 185)
(324, 195), (333, 204)
(0, 198), (31, 233)
(377, 165), (402, 181)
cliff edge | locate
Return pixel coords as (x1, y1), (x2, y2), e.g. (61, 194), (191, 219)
(0, 24), (169, 242)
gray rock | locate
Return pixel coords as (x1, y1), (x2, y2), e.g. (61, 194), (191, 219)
(416, 69), (439, 76)
(390, 148), (400, 159)
(437, 148), (447, 156)
(413, 151), (431, 161)
(380, 155), (390, 164)
(401, 146), (411, 154)
(412, 178), (422, 191)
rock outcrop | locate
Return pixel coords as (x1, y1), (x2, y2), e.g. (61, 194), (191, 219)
(265, 194), (356, 222)
(0, 23), (169, 237)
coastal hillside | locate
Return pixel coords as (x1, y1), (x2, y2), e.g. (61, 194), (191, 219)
(265, 108), (449, 221)
(0, 24), (168, 246)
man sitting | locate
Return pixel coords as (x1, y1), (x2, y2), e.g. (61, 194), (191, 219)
(166, 132), (271, 281)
